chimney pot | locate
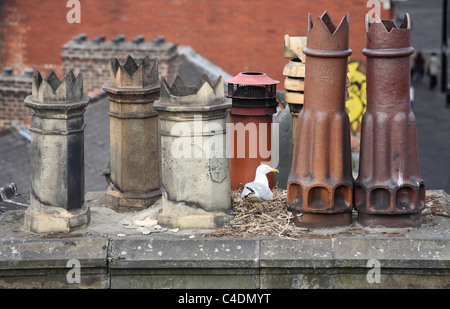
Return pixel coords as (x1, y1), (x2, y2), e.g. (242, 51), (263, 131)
(111, 34), (126, 44)
(132, 35), (145, 44)
(73, 33), (87, 44)
(3, 67), (13, 76)
(92, 35), (106, 44)
(24, 68), (34, 78)
(152, 35), (165, 45)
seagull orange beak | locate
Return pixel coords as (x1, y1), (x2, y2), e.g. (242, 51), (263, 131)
(270, 168), (279, 173)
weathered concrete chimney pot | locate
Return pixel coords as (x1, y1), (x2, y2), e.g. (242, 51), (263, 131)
(154, 74), (233, 228)
(23, 70), (90, 233)
(102, 55), (162, 212)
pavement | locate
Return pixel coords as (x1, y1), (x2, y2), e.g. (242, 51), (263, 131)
(396, 0), (450, 193)
(413, 81), (450, 193)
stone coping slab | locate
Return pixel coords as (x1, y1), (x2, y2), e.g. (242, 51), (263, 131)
(0, 191), (448, 288)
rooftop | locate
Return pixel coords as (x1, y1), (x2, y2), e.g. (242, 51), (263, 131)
(0, 0), (448, 290)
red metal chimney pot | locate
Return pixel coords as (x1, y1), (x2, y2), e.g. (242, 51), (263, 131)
(226, 72), (279, 190)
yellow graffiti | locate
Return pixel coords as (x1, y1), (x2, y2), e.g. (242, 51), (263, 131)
(346, 60), (367, 133)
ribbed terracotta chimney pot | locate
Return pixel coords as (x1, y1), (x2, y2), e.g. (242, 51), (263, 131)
(287, 12), (353, 228)
(356, 14), (425, 228)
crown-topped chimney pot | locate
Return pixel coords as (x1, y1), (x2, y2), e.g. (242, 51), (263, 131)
(102, 54), (162, 212)
(287, 12), (353, 228)
(107, 55), (160, 89)
(23, 69), (90, 233)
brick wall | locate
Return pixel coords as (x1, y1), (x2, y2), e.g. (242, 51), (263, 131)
(0, 69), (32, 130)
(61, 34), (179, 97)
(0, 0), (393, 90)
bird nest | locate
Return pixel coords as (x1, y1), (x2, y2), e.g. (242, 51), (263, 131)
(204, 189), (450, 239)
(205, 188), (308, 239)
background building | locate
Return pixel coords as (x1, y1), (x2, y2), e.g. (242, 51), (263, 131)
(0, 0), (395, 84)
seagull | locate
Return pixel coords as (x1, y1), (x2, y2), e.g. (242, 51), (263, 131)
(241, 164), (279, 201)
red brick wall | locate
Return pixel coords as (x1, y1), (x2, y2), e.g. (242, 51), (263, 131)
(0, 73), (32, 130)
(0, 0), (393, 88)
